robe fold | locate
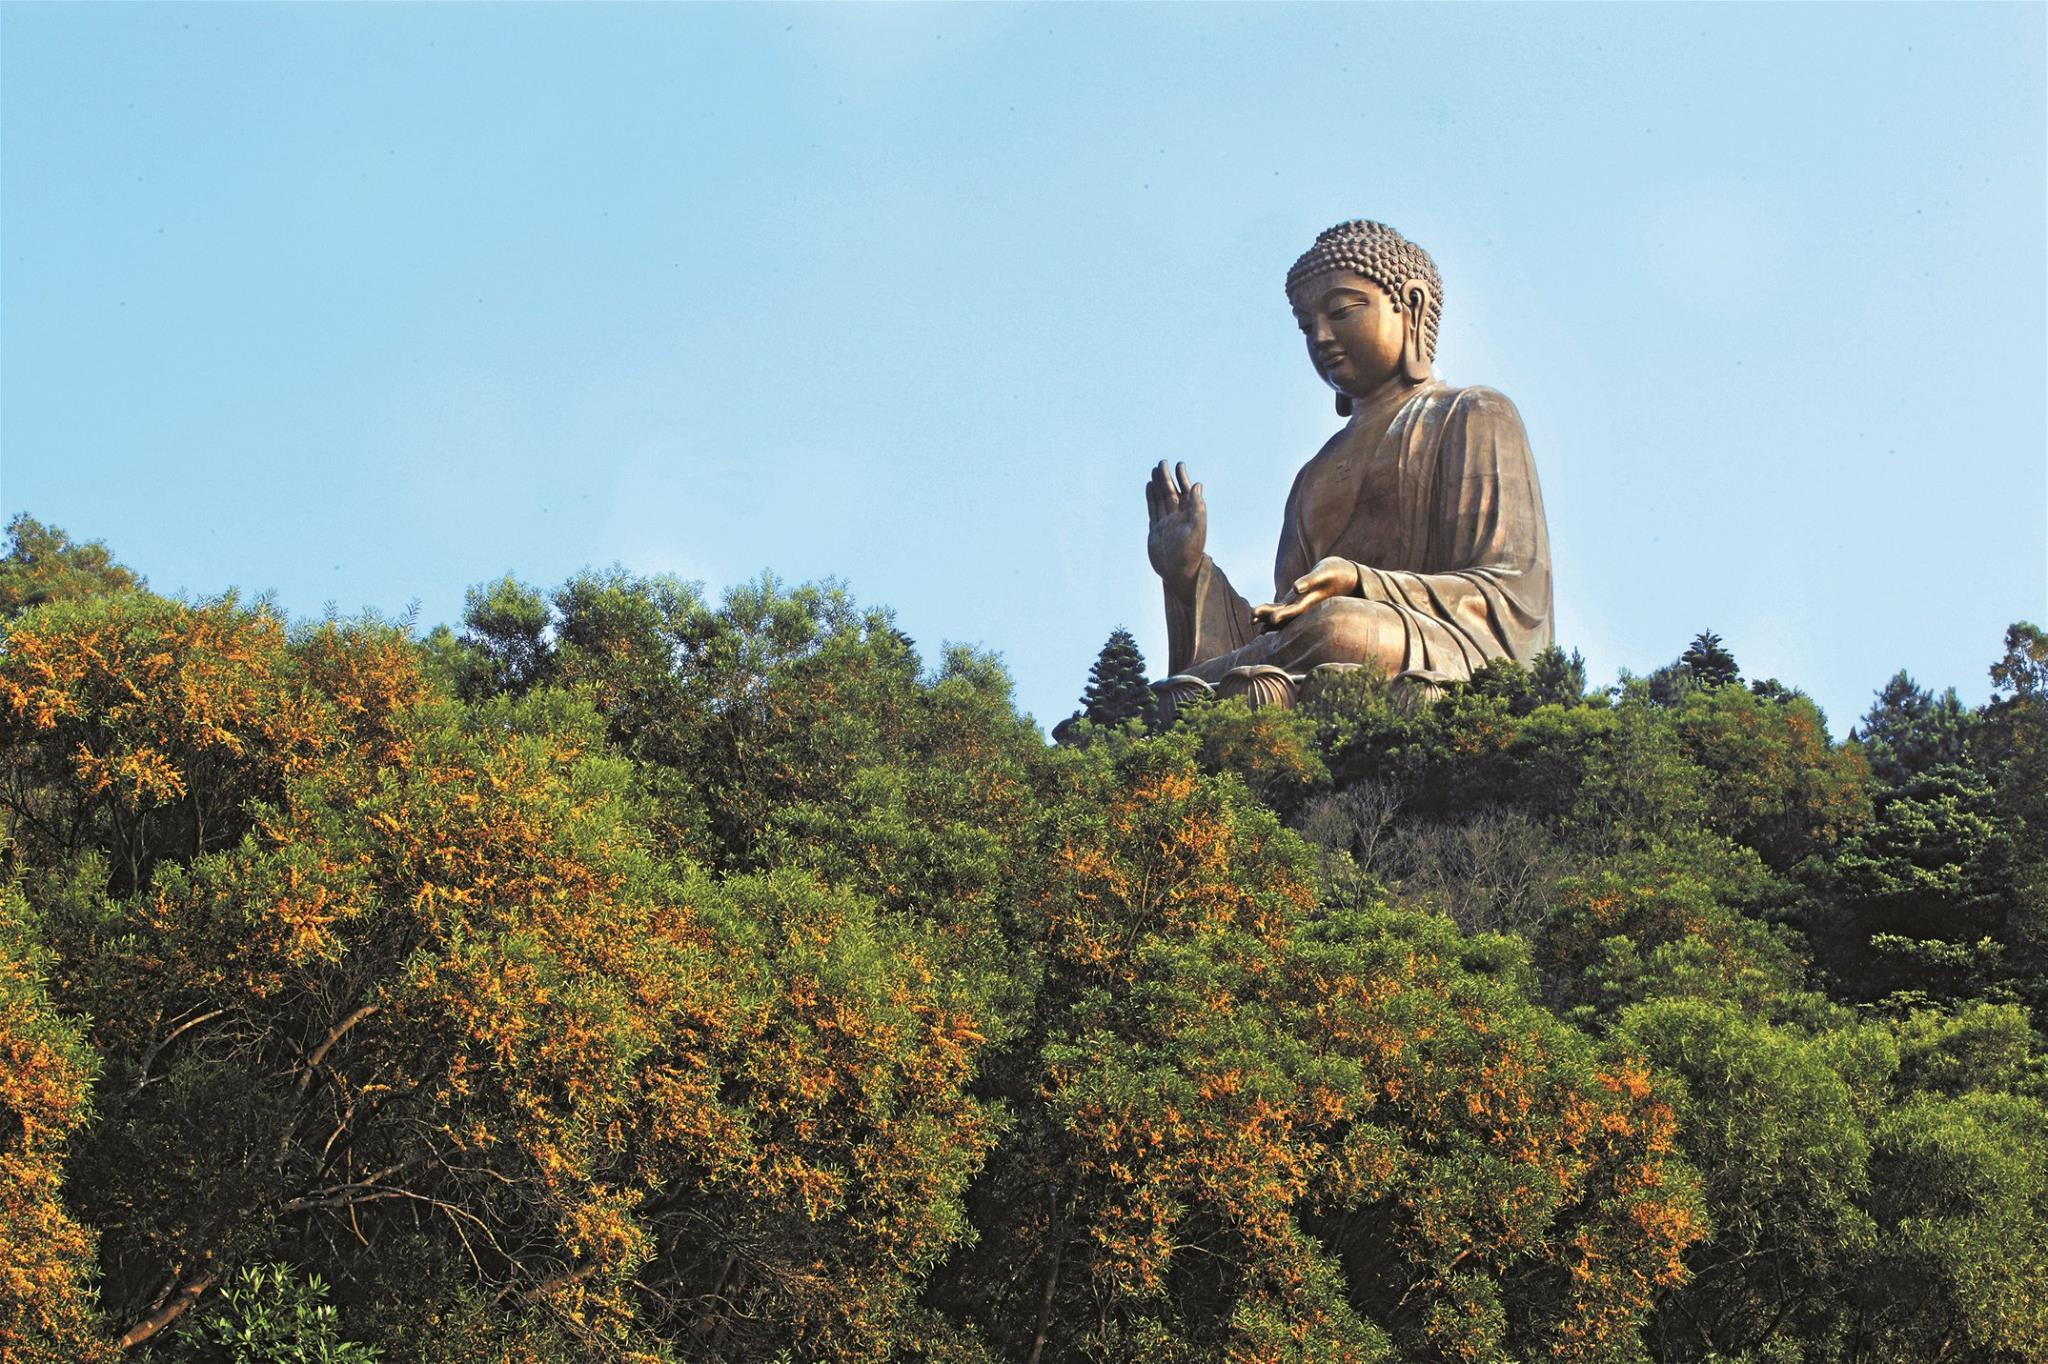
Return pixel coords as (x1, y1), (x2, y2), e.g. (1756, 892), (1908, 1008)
(1163, 380), (1552, 683)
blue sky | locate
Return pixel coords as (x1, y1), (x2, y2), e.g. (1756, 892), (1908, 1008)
(4, 3), (2042, 734)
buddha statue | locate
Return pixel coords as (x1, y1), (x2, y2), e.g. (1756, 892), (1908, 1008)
(1146, 219), (1552, 713)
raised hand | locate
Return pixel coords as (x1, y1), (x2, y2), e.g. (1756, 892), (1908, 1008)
(1145, 460), (1206, 589)
(1252, 556), (1363, 631)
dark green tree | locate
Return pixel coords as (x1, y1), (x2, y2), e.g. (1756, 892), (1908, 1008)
(1747, 676), (1803, 704)
(1853, 670), (1977, 786)
(1462, 647), (1589, 716)
(1820, 762), (2014, 1005)
(1983, 623), (2048, 858)
(1465, 655), (1540, 714)
(0, 513), (142, 621)
(1981, 622), (2048, 1007)
(1528, 643), (1589, 708)
(1670, 682), (1871, 872)
(1681, 630), (1741, 688)
(443, 575), (554, 699)
(1624, 996), (1880, 1363)
(1079, 626), (1152, 730)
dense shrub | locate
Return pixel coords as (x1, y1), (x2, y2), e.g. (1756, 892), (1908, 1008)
(2, 519), (2042, 1363)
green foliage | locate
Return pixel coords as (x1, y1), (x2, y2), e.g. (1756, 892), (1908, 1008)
(1819, 762), (2016, 1004)
(1079, 626), (1152, 731)
(1621, 998), (1879, 1361)
(6, 518), (2047, 1363)
(448, 573), (554, 699)
(1854, 669), (1978, 785)
(942, 738), (1701, 1362)
(1467, 647), (1587, 715)
(1864, 1089), (2048, 1360)
(173, 1264), (379, 1364)
(0, 574), (1012, 1358)
(1180, 695), (1328, 819)
(0, 512), (143, 621)
(1988, 620), (2048, 704)
(1529, 643), (1590, 708)
(1667, 680), (1870, 872)
(1680, 630), (1740, 688)
(1538, 839), (1803, 1020)
(1893, 1002), (2047, 1098)
(1982, 622), (2048, 1008)
(0, 884), (110, 1362)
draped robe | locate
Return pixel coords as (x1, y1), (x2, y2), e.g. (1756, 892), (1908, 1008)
(1164, 379), (1553, 684)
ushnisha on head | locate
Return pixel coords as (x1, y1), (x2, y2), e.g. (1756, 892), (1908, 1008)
(1286, 221), (1443, 413)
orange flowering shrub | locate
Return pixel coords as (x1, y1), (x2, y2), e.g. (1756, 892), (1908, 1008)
(1670, 685), (1871, 871)
(946, 740), (1704, 1363)
(1, 587), (1004, 1358)
(15, 539), (1991, 1364)
(0, 888), (110, 1363)
(1293, 910), (1703, 1362)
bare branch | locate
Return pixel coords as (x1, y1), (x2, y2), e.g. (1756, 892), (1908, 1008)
(1027, 1228), (1065, 1364)
(279, 1185), (419, 1217)
(130, 1008), (228, 1093)
(294, 1003), (381, 1096)
(118, 1268), (217, 1350)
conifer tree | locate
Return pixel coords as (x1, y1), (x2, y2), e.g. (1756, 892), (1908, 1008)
(1080, 626), (1152, 730)
(1529, 642), (1589, 707)
(0, 514), (141, 621)
(1854, 669), (1977, 784)
(1681, 629), (1741, 687)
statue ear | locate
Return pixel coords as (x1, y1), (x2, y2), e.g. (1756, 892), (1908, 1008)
(1335, 394), (1353, 417)
(1399, 278), (1433, 382)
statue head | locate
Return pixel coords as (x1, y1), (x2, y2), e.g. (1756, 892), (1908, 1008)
(1286, 221), (1442, 412)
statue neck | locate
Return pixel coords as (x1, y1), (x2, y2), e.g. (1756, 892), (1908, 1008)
(1348, 373), (1431, 423)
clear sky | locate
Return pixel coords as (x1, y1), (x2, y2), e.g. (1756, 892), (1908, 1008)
(4, 3), (2043, 735)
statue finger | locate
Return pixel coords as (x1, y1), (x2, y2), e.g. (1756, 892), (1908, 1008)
(1175, 462), (1194, 497)
(1145, 479), (1161, 518)
(1190, 483), (1205, 515)
(1151, 460), (1179, 507)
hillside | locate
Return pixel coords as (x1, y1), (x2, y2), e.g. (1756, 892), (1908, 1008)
(3, 515), (2044, 1364)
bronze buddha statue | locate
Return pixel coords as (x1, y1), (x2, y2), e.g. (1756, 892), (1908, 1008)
(1146, 220), (1553, 712)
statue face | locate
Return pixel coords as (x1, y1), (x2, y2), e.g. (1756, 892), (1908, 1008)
(1289, 269), (1407, 398)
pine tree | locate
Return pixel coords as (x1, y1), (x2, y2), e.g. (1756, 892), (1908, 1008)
(0, 513), (142, 620)
(1529, 644), (1589, 707)
(1080, 627), (1152, 730)
(1681, 630), (1741, 687)
(1853, 670), (1976, 784)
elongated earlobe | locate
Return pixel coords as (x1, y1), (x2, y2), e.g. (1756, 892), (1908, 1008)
(1336, 394), (1353, 417)
(1401, 279), (1433, 382)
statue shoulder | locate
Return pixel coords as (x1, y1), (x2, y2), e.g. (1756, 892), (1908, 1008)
(1431, 384), (1532, 444)
(1435, 383), (1524, 421)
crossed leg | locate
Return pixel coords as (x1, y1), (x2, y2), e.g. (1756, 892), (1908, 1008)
(1194, 590), (1506, 692)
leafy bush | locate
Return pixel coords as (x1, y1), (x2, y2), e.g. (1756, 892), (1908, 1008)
(4, 520), (2044, 1363)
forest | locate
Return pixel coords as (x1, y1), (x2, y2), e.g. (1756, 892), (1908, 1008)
(2, 513), (2043, 1364)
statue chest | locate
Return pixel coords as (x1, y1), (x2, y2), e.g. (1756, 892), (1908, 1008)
(1295, 426), (1410, 562)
